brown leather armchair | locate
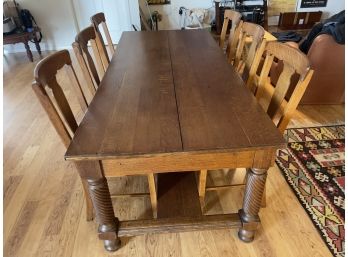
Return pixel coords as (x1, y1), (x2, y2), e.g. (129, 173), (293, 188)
(270, 34), (345, 104)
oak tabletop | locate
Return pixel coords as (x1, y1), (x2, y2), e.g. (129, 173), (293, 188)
(65, 30), (285, 160)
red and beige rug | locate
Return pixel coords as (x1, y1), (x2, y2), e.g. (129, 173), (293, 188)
(276, 125), (345, 257)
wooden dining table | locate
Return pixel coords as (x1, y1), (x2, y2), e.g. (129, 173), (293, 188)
(65, 29), (285, 251)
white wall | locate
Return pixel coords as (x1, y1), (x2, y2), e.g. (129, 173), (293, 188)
(4, 0), (140, 53)
(73, 0), (140, 44)
(147, 0), (345, 29)
(4, 0), (79, 53)
(141, 0), (214, 30)
(296, 0), (345, 19)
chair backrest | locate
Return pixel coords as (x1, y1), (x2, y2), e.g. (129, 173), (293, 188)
(32, 50), (88, 148)
(73, 26), (106, 96)
(91, 12), (114, 68)
(246, 41), (314, 133)
(226, 20), (243, 64)
(233, 22), (265, 76)
(219, 10), (242, 49)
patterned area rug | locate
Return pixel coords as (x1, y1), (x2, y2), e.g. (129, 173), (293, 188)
(276, 125), (345, 257)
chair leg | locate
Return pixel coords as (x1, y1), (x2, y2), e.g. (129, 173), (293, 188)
(147, 173), (157, 219)
(198, 170), (207, 213)
(237, 62), (245, 75)
(82, 179), (94, 221)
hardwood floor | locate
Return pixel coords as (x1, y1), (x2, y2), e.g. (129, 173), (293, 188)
(3, 51), (344, 257)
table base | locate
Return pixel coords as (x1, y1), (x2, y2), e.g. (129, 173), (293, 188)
(95, 172), (263, 251)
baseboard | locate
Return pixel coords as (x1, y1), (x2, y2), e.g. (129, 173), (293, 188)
(3, 44), (73, 54)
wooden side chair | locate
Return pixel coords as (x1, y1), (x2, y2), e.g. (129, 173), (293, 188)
(219, 10), (242, 51)
(32, 50), (159, 220)
(247, 41), (314, 132)
(91, 12), (115, 69)
(233, 22), (265, 78)
(226, 20), (243, 64)
(72, 26), (107, 98)
(198, 41), (314, 212)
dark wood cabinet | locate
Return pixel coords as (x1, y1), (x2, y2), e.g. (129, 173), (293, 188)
(214, 0), (268, 34)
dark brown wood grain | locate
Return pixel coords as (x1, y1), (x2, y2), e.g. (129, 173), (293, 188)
(65, 30), (286, 251)
(117, 171), (241, 237)
(66, 31), (183, 158)
(157, 172), (202, 218)
(4, 201), (39, 257)
(168, 30), (283, 151)
(66, 30), (284, 160)
(118, 214), (241, 237)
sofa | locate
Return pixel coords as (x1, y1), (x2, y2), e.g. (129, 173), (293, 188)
(270, 34), (345, 104)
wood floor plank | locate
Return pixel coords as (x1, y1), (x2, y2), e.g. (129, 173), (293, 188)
(4, 128), (65, 243)
(4, 166), (40, 243)
(42, 170), (78, 237)
(15, 199), (55, 257)
(4, 175), (23, 210)
(4, 117), (45, 176)
(196, 231), (220, 257)
(51, 185), (84, 257)
(71, 213), (101, 257)
(32, 176), (82, 257)
(157, 233), (182, 257)
(210, 230), (242, 257)
(8, 145), (40, 178)
(179, 231), (202, 257)
(4, 200), (39, 257)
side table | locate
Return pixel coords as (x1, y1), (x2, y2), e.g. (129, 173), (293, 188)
(4, 28), (41, 62)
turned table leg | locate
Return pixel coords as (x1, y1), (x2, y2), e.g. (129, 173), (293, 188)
(87, 177), (121, 251)
(75, 161), (121, 251)
(24, 42), (33, 62)
(238, 168), (267, 242)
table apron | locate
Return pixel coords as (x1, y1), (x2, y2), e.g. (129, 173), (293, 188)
(100, 148), (277, 177)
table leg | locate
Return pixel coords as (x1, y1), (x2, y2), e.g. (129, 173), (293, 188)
(24, 42), (33, 62)
(238, 168), (267, 242)
(75, 161), (121, 251)
(34, 36), (41, 55)
(87, 177), (121, 251)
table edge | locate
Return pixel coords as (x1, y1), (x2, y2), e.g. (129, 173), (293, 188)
(64, 143), (286, 162)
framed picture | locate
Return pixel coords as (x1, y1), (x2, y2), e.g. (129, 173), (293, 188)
(300, 0), (328, 8)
